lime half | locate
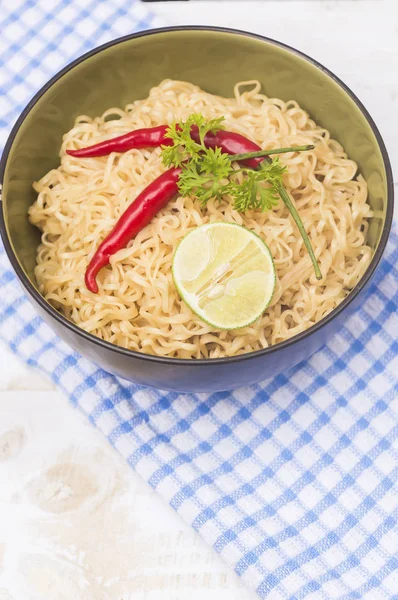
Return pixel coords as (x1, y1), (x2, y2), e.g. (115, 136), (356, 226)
(172, 223), (276, 330)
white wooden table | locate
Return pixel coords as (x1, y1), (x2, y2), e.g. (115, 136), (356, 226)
(1, 1), (397, 598)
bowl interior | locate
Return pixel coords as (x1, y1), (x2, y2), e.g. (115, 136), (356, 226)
(1, 28), (389, 289)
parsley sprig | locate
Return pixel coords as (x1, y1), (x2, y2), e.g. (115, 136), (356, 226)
(227, 160), (286, 213)
(162, 113), (290, 213)
(161, 114), (321, 279)
(162, 113), (225, 168)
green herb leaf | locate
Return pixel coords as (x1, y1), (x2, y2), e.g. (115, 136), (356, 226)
(224, 160), (286, 212)
(178, 163), (216, 206)
(199, 146), (231, 180)
(179, 157), (286, 212)
(161, 113), (225, 167)
(193, 114), (226, 145)
(178, 154), (228, 207)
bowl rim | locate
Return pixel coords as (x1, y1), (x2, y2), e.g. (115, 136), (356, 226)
(0, 25), (394, 367)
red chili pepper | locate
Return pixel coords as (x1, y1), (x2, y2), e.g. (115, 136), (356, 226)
(66, 125), (172, 158)
(85, 166), (181, 293)
(190, 125), (264, 170)
(66, 124), (264, 168)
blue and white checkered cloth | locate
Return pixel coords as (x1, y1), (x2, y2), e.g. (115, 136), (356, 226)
(1, 2), (398, 598)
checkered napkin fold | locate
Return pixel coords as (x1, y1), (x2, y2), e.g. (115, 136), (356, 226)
(1, 1), (398, 598)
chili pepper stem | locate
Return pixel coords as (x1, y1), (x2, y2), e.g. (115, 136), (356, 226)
(230, 145), (314, 162)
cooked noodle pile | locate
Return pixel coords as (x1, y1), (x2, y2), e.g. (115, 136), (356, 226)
(29, 80), (373, 358)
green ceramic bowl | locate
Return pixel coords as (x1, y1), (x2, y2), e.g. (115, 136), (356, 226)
(0, 27), (394, 392)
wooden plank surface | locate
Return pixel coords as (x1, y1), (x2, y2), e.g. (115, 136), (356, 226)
(0, 391), (254, 599)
